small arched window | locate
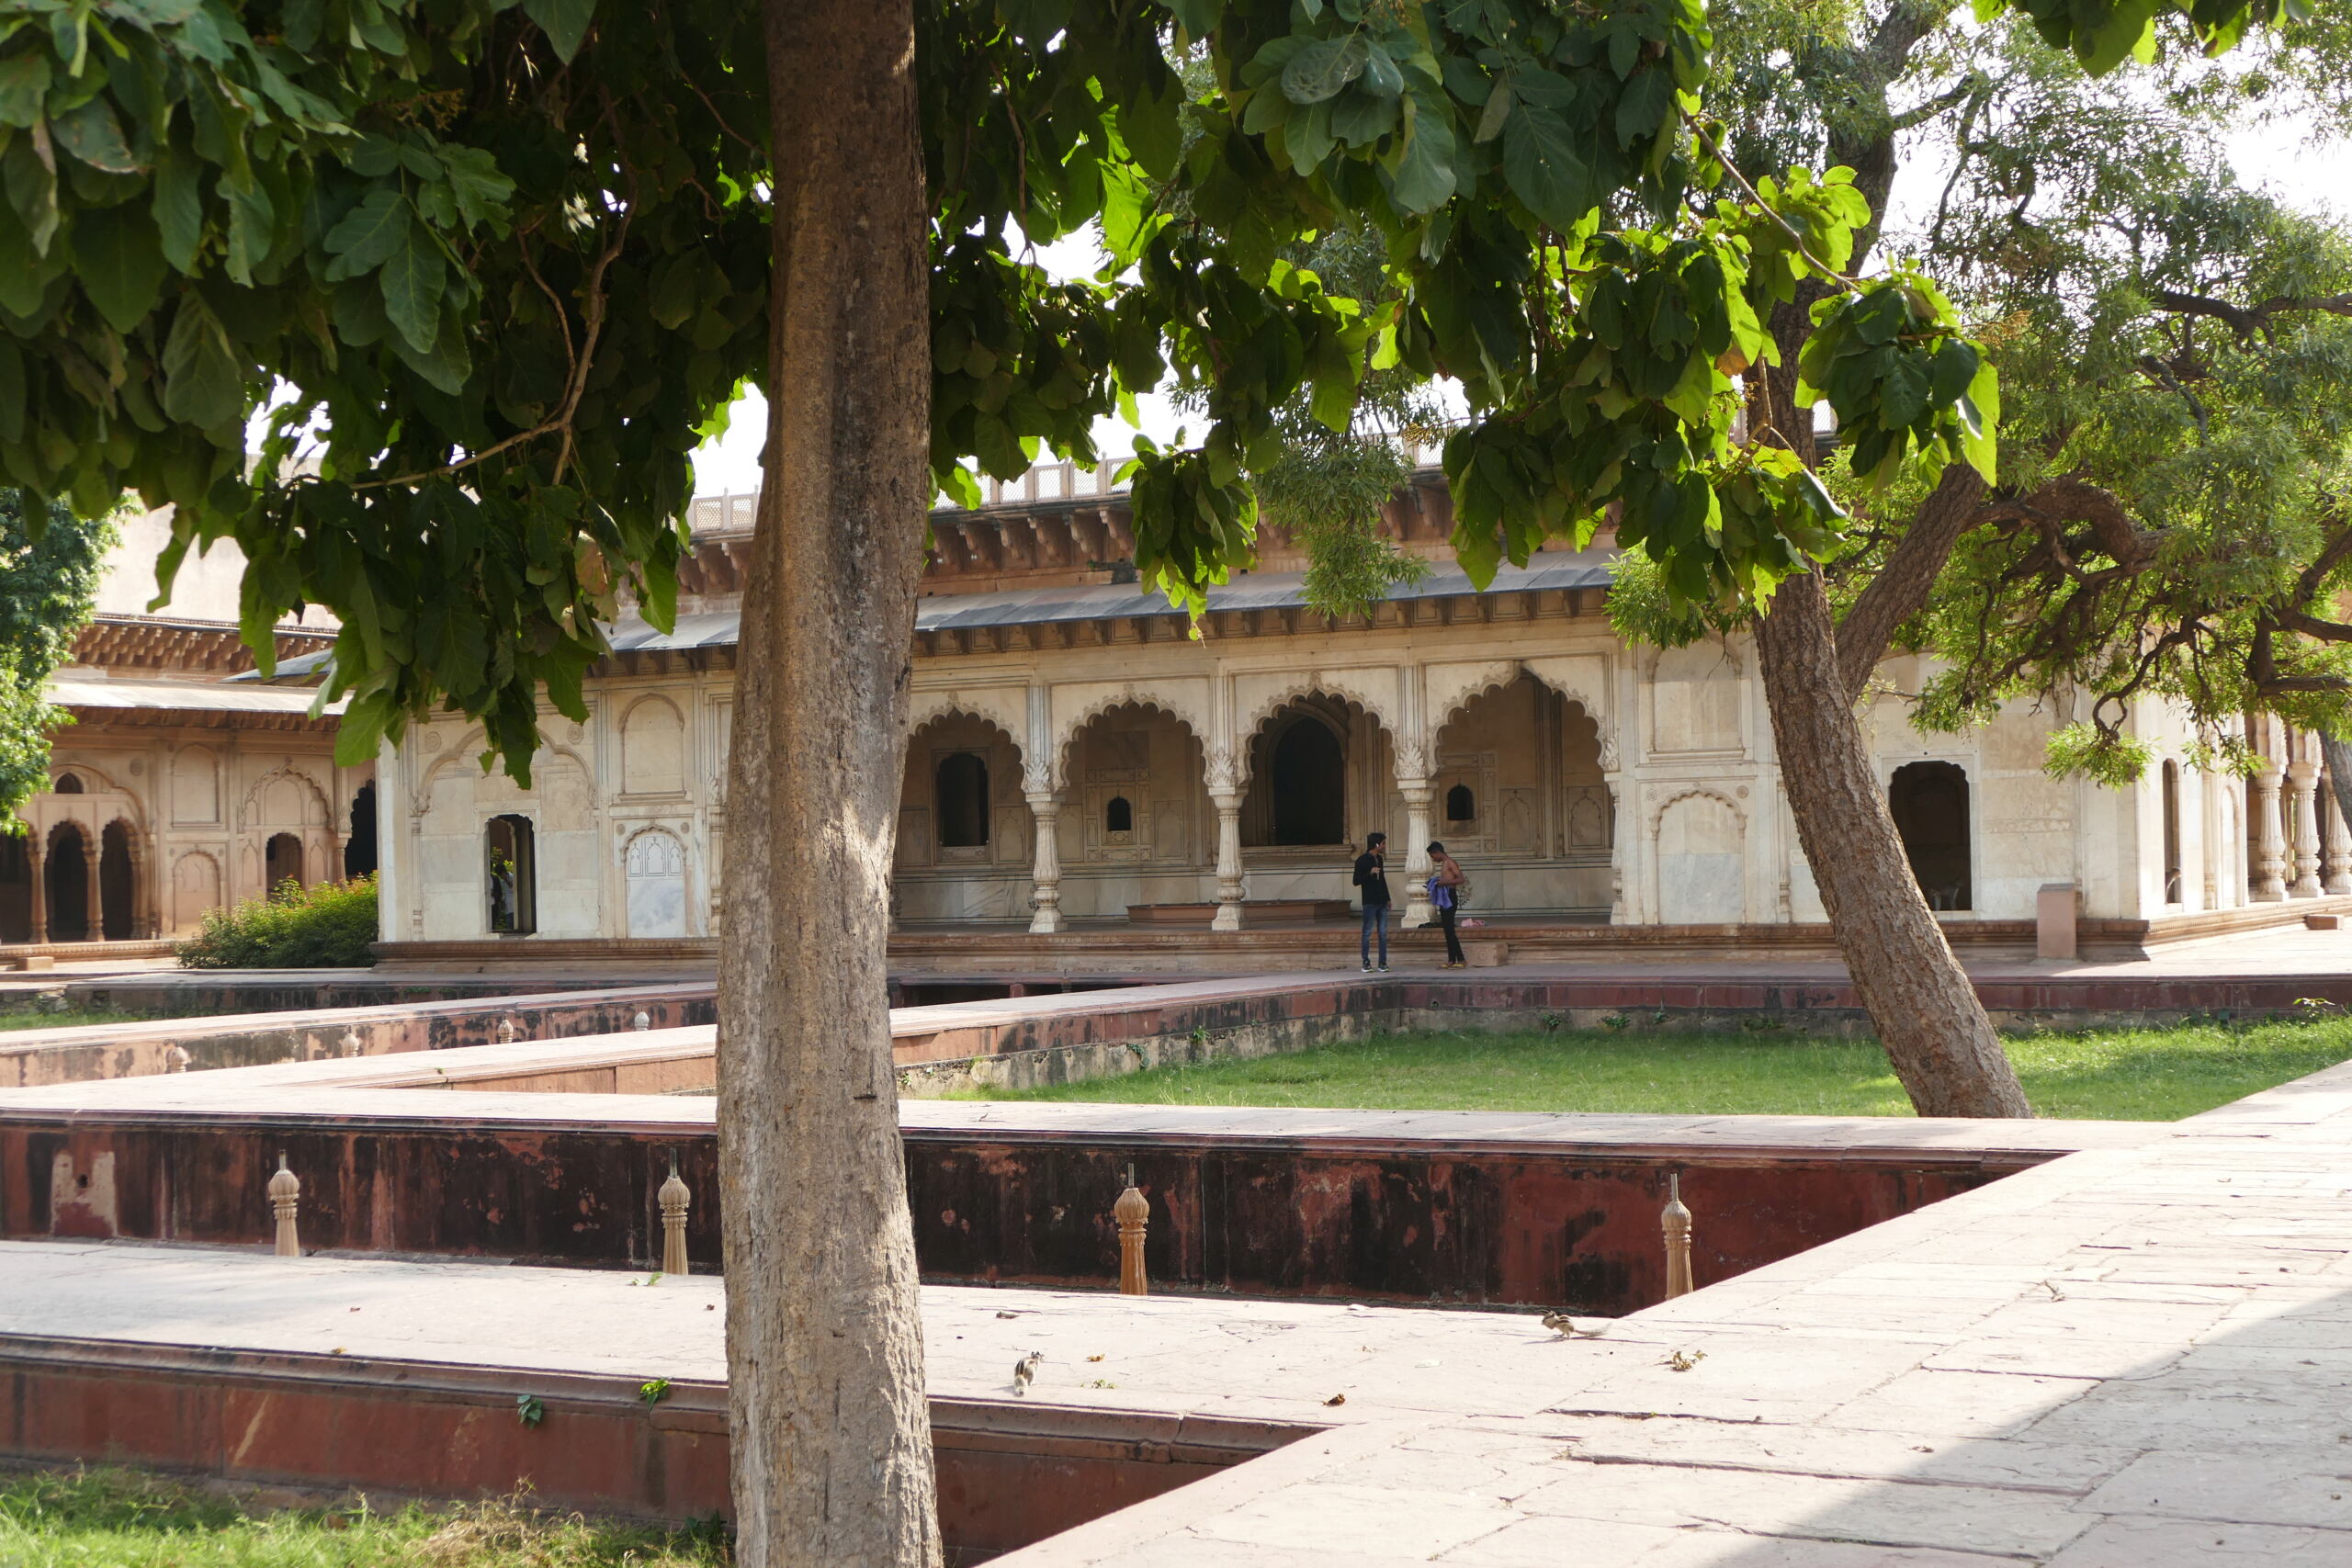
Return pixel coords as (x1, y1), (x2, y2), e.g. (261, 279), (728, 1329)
(265, 832), (305, 893)
(486, 814), (537, 935)
(52, 773), (83, 795)
(1105, 795), (1134, 833)
(935, 752), (989, 848)
(1445, 784), (1476, 823)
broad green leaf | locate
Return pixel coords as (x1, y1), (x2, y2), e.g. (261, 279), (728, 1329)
(1473, 71), (1513, 143)
(323, 186), (409, 280)
(379, 223), (446, 352)
(1877, 354), (1931, 430)
(52, 98), (142, 175)
(1385, 93), (1456, 213)
(1502, 105), (1586, 230)
(523, 0), (596, 63)
(159, 292), (243, 429)
(1330, 90), (1397, 146)
(439, 147), (514, 231)
(1283, 34), (1369, 105)
(151, 140), (203, 272)
(74, 201), (168, 333)
(0, 51), (49, 130)
(1958, 361), (1999, 482)
(1612, 67), (1674, 150)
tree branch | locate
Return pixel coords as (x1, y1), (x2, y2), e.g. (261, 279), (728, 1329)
(1833, 462), (1988, 700)
(2151, 288), (2352, 342)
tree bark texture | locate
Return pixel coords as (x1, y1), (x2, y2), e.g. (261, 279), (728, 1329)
(1754, 575), (2034, 1118)
(716, 2), (942, 1564)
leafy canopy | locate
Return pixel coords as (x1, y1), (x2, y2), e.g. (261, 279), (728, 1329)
(0, 491), (113, 829)
(0, 0), (2292, 778)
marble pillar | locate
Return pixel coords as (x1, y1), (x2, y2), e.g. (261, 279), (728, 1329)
(2253, 761), (2288, 901)
(1025, 791), (1064, 933)
(1399, 777), (1434, 929)
(2290, 757), (2324, 897)
(25, 836), (44, 942)
(1210, 791), (1245, 931)
(2326, 773), (2352, 895)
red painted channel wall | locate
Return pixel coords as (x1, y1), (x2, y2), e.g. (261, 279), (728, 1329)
(6, 1118), (2030, 1315)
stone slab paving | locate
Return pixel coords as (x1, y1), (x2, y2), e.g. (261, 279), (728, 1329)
(988, 1062), (2352, 1566)
(0, 1059), (2346, 1562)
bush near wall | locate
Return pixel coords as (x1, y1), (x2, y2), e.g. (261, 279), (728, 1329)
(177, 875), (379, 969)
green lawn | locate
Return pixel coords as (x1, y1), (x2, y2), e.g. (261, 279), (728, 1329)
(0, 1007), (136, 1033)
(0, 1467), (728, 1568)
(961, 1017), (2352, 1122)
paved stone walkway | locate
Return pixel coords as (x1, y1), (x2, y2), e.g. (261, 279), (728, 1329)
(3, 1051), (2347, 1562)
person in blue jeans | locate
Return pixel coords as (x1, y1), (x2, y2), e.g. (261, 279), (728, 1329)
(1353, 833), (1392, 973)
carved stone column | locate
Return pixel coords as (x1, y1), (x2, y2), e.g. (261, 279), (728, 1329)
(2290, 754), (2324, 897)
(83, 833), (103, 942)
(1206, 745), (1244, 931)
(26, 835), (45, 942)
(2326, 771), (2352, 895)
(1025, 790), (1065, 933)
(1399, 772), (1434, 929)
(2253, 756), (2288, 902)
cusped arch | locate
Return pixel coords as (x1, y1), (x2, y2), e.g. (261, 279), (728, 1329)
(1424, 660), (1523, 741)
(1238, 676), (1398, 754)
(1648, 784), (1745, 842)
(242, 764), (332, 830)
(416, 731), (594, 800)
(906, 688), (1027, 752)
(1520, 654), (1617, 769)
(47, 760), (147, 828)
(1051, 690), (1209, 788)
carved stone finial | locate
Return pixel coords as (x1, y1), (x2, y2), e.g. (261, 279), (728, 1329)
(633, 1010), (651, 1032)
(1660, 1173), (1694, 1301)
(164, 1043), (192, 1074)
(1114, 1166), (1150, 1297)
(659, 1153), (692, 1277)
(494, 1015), (518, 1045)
(339, 1028), (363, 1059)
(267, 1153), (301, 1258)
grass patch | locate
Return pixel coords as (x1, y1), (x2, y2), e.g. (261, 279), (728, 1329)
(0, 1466), (729, 1568)
(962, 1017), (2352, 1122)
(0, 1007), (138, 1034)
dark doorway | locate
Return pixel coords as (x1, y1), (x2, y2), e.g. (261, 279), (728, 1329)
(1271, 719), (1346, 845)
(1889, 761), (1971, 910)
(100, 821), (134, 939)
(0, 836), (28, 942)
(52, 773), (83, 794)
(1445, 784), (1476, 823)
(266, 832), (305, 893)
(46, 826), (89, 942)
(345, 783), (379, 878)
(486, 814), (537, 934)
(1105, 795), (1134, 833)
(935, 753), (989, 848)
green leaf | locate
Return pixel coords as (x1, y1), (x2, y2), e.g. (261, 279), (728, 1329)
(1927, 338), (1978, 408)
(0, 51), (50, 130)
(74, 201), (168, 333)
(159, 292), (243, 429)
(439, 147), (514, 231)
(379, 223), (446, 352)
(1283, 34), (1369, 105)
(1612, 67), (1674, 150)
(1501, 105), (1585, 230)
(1385, 91), (1457, 214)
(523, 0), (596, 63)
(323, 186), (410, 281)
(1473, 70), (1512, 144)
(52, 97), (142, 175)
(1958, 361), (1999, 482)
(1877, 354), (1931, 431)
(151, 140), (204, 272)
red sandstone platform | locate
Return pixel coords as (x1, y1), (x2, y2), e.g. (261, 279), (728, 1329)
(6, 1049), (2350, 1562)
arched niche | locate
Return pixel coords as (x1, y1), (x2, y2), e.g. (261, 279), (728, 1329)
(172, 851), (222, 933)
(624, 828), (691, 938)
(45, 823), (91, 941)
(900, 709), (1024, 869)
(172, 747), (220, 825)
(99, 819), (136, 939)
(1654, 792), (1746, 923)
(1060, 699), (1204, 866)
(621, 695), (688, 796)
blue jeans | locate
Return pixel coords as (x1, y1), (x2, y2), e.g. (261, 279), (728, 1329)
(1360, 903), (1390, 967)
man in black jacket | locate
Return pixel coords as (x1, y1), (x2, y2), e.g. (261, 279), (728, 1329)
(1353, 832), (1391, 974)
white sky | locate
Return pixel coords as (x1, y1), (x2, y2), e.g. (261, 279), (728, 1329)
(688, 107), (2349, 499)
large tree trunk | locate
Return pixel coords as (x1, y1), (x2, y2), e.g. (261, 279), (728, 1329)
(716, 1), (942, 1563)
(1753, 575), (2033, 1118)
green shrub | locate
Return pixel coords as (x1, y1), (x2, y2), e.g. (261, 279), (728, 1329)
(176, 874), (379, 969)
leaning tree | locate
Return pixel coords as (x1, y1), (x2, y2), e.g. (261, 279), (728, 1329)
(0, 0), (2298, 1560)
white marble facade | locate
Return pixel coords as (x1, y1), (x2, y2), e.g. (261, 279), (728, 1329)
(368, 469), (2352, 946)
(371, 605), (2321, 943)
